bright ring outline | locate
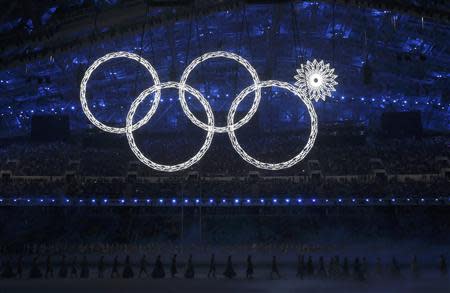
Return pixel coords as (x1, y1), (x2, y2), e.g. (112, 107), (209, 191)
(179, 51), (261, 133)
(80, 51), (324, 172)
(125, 81), (215, 172)
(227, 80), (318, 170)
(80, 51), (161, 134)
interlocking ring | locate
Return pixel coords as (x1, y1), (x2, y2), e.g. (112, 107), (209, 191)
(125, 82), (214, 172)
(80, 51), (161, 134)
(179, 51), (261, 133)
(80, 51), (338, 172)
(227, 80), (317, 170)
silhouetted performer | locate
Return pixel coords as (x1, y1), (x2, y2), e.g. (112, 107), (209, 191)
(270, 256), (280, 279)
(45, 256), (54, 279)
(390, 257), (401, 279)
(151, 255), (165, 279)
(98, 256), (105, 278)
(327, 257), (335, 279)
(353, 258), (365, 281)
(29, 257), (42, 279)
(362, 257), (369, 279)
(246, 255), (254, 279)
(80, 256), (90, 279)
(16, 256), (23, 279)
(317, 256), (327, 279)
(123, 255), (134, 279)
(184, 255), (195, 279)
(334, 256), (342, 279)
(439, 255), (447, 277)
(111, 256), (119, 278)
(1, 260), (15, 278)
(223, 255), (236, 279)
(207, 254), (216, 278)
(139, 255), (149, 278)
(374, 257), (383, 277)
(170, 254), (177, 278)
(342, 257), (350, 279)
(70, 256), (78, 278)
(58, 255), (68, 278)
(411, 255), (420, 279)
(306, 256), (314, 277)
(296, 255), (305, 279)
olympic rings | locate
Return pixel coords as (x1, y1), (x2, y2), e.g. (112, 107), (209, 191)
(227, 80), (318, 170)
(80, 51), (336, 172)
(80, 51), (161, 134)
(179, 51), (261, 133)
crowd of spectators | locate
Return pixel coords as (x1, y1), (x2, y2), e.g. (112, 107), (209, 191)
(1, 134), (448, 177)
(0, 134), (448, 198)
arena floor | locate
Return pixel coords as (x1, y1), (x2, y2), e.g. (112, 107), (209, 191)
(1, 277), (450, 293)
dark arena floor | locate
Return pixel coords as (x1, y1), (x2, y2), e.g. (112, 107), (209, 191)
(1, 0), (450, 292)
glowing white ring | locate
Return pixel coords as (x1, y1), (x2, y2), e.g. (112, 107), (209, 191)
(80, 51), (161, 134)
(227, 80), (318, 170)
(179, 51), (261, 133)
(125, 81), (215, 172)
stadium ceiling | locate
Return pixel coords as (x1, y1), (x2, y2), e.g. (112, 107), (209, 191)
(0, 0), (448, 134)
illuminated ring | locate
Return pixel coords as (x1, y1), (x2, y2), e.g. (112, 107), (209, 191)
(179, 51), (261, 133)
(227, 80), (318, 170)
(80, 51), (161, 134)
(125, 81), (215, 172)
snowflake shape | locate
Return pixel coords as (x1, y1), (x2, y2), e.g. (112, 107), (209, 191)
(294, 59), (338, 102)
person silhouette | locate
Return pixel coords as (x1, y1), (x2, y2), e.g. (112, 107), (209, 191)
(58, 255), (68, 278)
(439, 255), (447, 277)
(411, 255), (420, 279)
(80, 255), (90, 279)
(342, 257), (350, 279)
(207, 253), (216, 279)
(184, 255), (195, 279)
(45, 256), (54, 279)
(223, 255), (236, 279)
(69, 256), (78, 278)
(317, 256), (326, 279)
(390, 257), (402, 279)
(374, 257), (383, 277)
(246, 255), (254, 279)
(16, 256), (23, 279)
(296, 255), (305, 279)
(111, 255), (119, 278)
(97, 256), (105, 278)
(123, 255), (134, 279)
(362, 257), (369, 279)
(353, 257), (365, 281)
(270, 256), (280, 279)
(170, 254), (178, 278)
(139, 255), (149, 278)
(306, 256), (314, 277)
(151, 255), (165, 279)
(1, 260), (15, 278)
(29, 257), (42, 279)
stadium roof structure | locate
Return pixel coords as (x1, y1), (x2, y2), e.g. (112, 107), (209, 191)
(0, 0), (449, 136)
